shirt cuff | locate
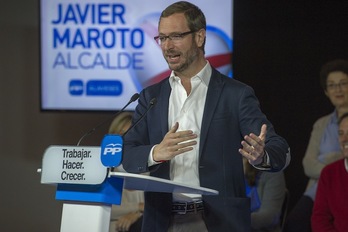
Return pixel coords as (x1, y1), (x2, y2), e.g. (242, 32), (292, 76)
(147, 145), (162, 166)
(252, 150), (271, 170)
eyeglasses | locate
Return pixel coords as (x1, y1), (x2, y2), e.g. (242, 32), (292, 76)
(154, 30), (196, 46)
(326, 81), (348, 90)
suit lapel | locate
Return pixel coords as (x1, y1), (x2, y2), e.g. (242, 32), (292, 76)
(157, 71), (224, 159)
(159, 80), (171, 138)
(199, 70), (224, 158)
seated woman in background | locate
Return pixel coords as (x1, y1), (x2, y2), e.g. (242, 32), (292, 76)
(108, 112), (144, 232)
(284, 59), (348, 232)
(243, 158), (286, 232)
(311, 112), (348, 232)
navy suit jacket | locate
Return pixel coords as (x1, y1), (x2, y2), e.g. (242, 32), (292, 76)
(123, 68), (290, 232)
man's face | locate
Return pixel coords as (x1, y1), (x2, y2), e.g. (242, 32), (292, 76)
(158, 13), (199, 74)
(339, 116), (348, 158)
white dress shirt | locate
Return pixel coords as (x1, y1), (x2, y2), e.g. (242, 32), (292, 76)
(169, 62), (211, 202)
(148, 62), (212, 202)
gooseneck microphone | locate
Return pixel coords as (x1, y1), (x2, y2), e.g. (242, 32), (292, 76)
(76, 93), (140, 146)
(123, 98), (157, 137)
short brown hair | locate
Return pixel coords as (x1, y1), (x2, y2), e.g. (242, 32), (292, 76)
(159, 1), (206, 52)
(319, 59), (348, 90)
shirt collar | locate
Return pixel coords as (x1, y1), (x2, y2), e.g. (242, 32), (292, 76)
(330, 110), (339, 124)
(345, 158), (348, 172)
(169, 61), (212, 87)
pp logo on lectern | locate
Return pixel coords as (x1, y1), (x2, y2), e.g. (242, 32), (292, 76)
(103, 144), (122, 155)
(100, 134), (123, 167)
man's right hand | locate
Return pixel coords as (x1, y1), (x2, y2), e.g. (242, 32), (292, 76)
(152, 122), (198, 162)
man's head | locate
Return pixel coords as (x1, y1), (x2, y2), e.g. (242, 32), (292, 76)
(155, 1), (207, 75)
(159, 1), (206, 49)
(338, 112), (348, 159)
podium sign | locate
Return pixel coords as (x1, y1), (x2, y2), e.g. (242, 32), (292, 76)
(38, 145), (219, 232)
(41, 145), (107, 185)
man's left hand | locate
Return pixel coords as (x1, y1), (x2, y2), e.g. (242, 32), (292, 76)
(239, 124), (267, 165)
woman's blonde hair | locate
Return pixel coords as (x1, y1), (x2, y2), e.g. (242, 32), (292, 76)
(108, 111), (133, 135)
(243, 158), (260, 186)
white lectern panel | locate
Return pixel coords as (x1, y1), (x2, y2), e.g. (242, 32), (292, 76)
(110, 172), (219, 195)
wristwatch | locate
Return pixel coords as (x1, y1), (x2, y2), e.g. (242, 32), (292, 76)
(256, 151), (271, 169)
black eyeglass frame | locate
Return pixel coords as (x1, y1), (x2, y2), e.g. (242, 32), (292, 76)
(154, 30), (196, 45)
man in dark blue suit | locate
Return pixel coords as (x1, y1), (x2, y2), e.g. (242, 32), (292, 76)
(123, 1), (290, 231)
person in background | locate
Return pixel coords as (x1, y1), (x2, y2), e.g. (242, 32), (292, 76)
(108, 112), (144, 232)
(122, 1), (290, 231)
(284, 59), (348, 232)
(243, 158), (286, 232)
(311, 112), (348, 232)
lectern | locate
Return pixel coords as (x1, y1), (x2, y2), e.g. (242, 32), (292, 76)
(38, 145), (218, 232)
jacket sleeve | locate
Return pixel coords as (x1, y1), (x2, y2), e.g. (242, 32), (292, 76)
(238, 85), (290, 171)
(122, 89), (157, 174)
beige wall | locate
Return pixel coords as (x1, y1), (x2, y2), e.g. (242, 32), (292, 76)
(0, 1), (112, 231)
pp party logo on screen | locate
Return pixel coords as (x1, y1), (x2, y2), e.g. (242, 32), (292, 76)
(128, 13), (233, 92)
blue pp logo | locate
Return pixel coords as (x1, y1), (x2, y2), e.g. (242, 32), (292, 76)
(100, 134), (123, 167)
(103, 144), (122, 155)
(69, 80), (84, 95)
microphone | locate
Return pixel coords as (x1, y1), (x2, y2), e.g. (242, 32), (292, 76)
(76, 93), (140, 146)
(123, 98), (157, 137)
(100, 97), (156, 168)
